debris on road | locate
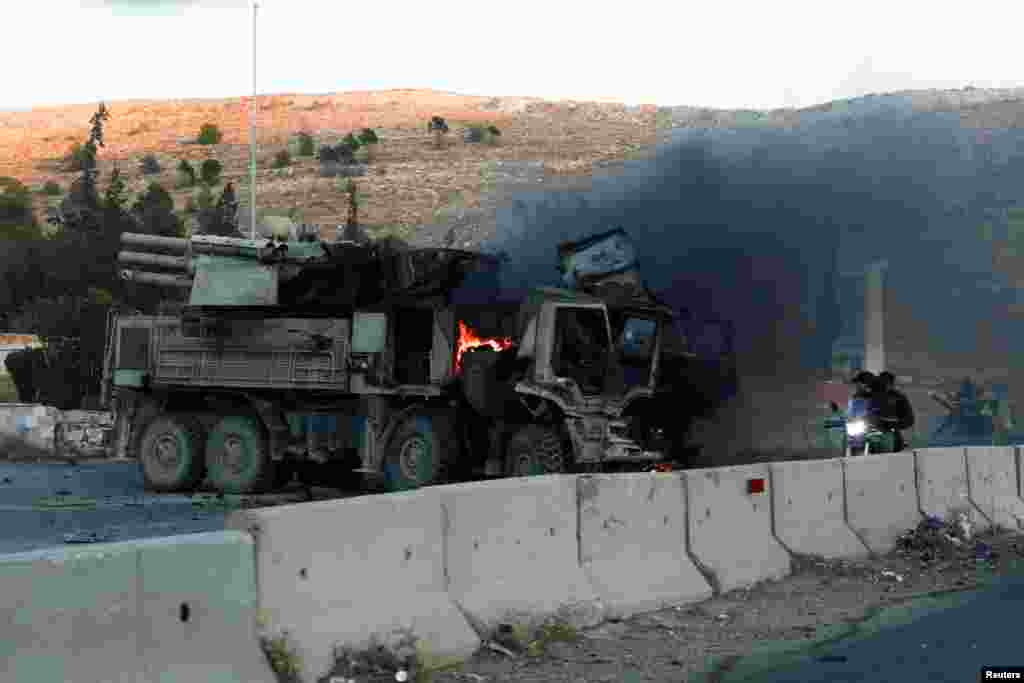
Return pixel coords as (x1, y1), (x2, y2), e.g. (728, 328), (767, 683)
(895, 513), (992, 564)
(63, 529), (116, 544)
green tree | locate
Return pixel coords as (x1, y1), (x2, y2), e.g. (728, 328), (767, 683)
(176, 159), (196, 188)
(131, 182), (182, 237)
(0, 176), (42, 240)
(200, 158), (223, 186)
(197, 123), (223, 145)
(49, 102), (109, 236)
(198, 181), (239, 236)
(296, 132), (315, 157)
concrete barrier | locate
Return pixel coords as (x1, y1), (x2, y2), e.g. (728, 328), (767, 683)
(770, 459), (870, 559)
(843, 452), (921, 554)
(0, 404), (116, 459)
(442, 475), (605, 637)
(55, 409), (115, 458)
(578, 473), (712, 619)
(0, 531), (273, 683)
(684, 464), (791, 593)
(915, 447), (991, 531)
(227, 490), (480, 683)
(965, 446), (1024, 532)
(0, 403), (59, 456)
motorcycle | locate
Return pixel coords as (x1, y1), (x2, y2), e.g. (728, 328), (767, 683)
(844, 396), (898, 456)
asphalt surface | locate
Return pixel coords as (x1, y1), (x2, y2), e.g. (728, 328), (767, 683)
(697, 568), (1024, 683)
(0, 460), (347, 555)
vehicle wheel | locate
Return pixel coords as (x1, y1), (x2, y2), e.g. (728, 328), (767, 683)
(138, 414), (206, 493)
(205, 415), (277, 494)
(505, 424), (567, 477)
(383, 415), (444, 493)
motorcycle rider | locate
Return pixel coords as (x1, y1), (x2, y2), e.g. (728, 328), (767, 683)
(851, 370), (878, 400)
(876, 371), (915, 451)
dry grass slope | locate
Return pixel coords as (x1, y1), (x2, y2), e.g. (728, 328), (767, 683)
(1, 89), (660, 243)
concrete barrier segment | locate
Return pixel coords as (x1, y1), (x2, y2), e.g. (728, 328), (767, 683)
(683, 464), (791, 593)
(226, 489), (479, 683)
(914, 447), (992, 533)
(441, 475), (605, 639)
(965, 446), (1024, 532)
(0, 403), (59, 456)
(0, 531), (274, 683)
(577, 472), (712, 620)
(770, 458), (871, 559)
(842, 452), (922, 555)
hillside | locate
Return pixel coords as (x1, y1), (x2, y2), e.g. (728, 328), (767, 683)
(0, 89), (660, 245)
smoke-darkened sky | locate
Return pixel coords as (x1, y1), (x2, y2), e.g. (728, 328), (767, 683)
(477, 94), (1024, 383)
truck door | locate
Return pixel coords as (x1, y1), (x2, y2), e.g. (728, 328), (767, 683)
(551, 305), (611, 396)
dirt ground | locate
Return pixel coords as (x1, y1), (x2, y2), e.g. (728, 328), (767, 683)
(421, 527), (1024, 683)
(0, 89), (661, 244)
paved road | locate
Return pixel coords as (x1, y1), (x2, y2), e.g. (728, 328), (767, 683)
(0, 460), (348, 555)
(696, 568), (1024, 683)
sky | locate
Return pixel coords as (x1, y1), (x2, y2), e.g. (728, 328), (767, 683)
(3, 0), (1023, 111)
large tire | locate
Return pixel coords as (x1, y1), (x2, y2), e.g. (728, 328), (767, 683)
(382, 415), (444, 493)
(138, 414), (206, 492)
(205, 415), (277, 494)
(505, 424), (568, 477)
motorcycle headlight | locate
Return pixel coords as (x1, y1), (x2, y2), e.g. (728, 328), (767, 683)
(846, 420), (867, 437)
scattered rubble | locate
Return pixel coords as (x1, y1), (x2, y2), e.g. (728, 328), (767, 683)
(62, 529), (116, 544)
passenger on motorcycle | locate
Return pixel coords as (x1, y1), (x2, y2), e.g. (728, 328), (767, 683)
(876, 371), (915, 451)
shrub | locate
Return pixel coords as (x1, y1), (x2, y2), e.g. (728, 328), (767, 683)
(272, 149), (291, 169)
(176, 159), (196, 188)
(140, 153), (161, 175)
(196, 123), (223, 145)
(200, 158), (223, 186)
(184, 195), (197, 214)
(357, 128), (379, 145)
(428, 116), (449, 149)
(296, 132), (315, 157)
(64, 143), (92, 173)
(196, 184), (214, 212)
(131, 181), (182, 237)
(341, 133), (361, 150)
(42, 181), (62, 196)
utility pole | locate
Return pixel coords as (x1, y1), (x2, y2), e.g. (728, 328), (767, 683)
(249, 0), (258, 240)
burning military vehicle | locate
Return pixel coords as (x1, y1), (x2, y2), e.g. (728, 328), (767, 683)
(103, 228), (734, 494)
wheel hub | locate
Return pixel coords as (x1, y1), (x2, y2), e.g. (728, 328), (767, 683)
(398, 436), (429, 481)
(223, 435), (245, 474)
(153, 434), (180, 470)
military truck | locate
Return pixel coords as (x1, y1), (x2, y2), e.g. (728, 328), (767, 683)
(103, 228), (732, 494)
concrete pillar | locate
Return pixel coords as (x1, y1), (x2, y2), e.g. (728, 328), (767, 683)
(864, 259), (888, 374)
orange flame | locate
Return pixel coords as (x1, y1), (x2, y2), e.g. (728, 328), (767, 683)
(455, 321), (513, 373)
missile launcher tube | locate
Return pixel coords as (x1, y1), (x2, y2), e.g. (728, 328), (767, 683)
(119, 270), (193, 288)
(117, 251), (192, 272)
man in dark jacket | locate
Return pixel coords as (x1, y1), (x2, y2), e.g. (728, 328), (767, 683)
(851, 370), (878, 400)
(877, 371), (915, 451)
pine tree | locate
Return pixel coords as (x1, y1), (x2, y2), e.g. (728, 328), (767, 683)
(49, 102), (110, 235)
